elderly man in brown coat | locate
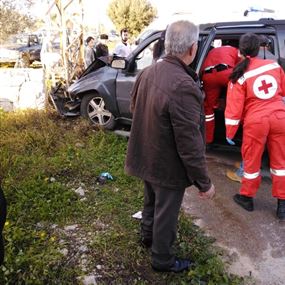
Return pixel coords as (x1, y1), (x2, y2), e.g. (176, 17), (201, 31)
(125, 20), (215, 273)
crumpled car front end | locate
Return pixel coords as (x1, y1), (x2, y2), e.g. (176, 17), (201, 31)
(51, 56), (118, 117)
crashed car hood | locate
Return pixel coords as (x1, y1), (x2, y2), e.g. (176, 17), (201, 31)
(79, 56), (110, 77)
(68, 63), (118, 97)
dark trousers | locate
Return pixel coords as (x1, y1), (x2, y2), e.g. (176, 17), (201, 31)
(141, 181), (185, 269)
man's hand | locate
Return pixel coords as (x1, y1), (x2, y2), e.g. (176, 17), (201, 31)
(199, 184), (215, 199)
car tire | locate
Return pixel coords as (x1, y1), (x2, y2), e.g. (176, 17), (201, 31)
(80, 93), (116, 130)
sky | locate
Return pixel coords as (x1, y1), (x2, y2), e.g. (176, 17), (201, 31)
(33, 0), (285, 32)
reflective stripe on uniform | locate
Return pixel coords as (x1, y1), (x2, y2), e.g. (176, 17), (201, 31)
(238, 62), (280, 85)
(204, 65), (215, 71)
(225, 118), (240, 125)
(205, 114), (215, 122)
(270, 168), (285, 176)
(244, 171), (260, 179)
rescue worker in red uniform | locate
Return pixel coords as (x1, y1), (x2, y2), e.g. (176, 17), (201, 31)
(225, 33), (285, 220)
(226, 35), (278, 183)
(201, 45), (240, 143)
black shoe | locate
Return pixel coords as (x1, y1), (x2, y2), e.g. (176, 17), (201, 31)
(140, 237), (152, 248)
(152, 258), (192, 273)
(233, 194), (254, 211)
(277, 199), (285, 220)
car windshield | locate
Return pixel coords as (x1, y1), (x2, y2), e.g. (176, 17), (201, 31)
(8, 35), (29, 45)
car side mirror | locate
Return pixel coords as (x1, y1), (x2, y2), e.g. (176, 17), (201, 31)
(111, 58), (126, 69)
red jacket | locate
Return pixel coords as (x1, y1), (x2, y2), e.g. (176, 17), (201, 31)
(201, 46), (239, 70)
(225, 57), (285, 139)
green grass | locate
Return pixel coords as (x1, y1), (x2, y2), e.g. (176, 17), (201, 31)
(0, 109), (245, 284)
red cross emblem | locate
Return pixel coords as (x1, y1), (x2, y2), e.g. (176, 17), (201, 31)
(258, 80), (273, 94)
(253, 75), (277, 99)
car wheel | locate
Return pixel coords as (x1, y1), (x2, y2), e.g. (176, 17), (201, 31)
(80, 93), (116, 130)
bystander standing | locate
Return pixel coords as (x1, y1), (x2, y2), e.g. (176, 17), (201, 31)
(95, 34), (109, 57)
(84, 36), (95, 68)
(125, 20), (215, 273)
(113, 28), (132, 57)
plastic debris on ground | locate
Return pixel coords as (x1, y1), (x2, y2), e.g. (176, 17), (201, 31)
(132, 211), (142, 220)
(100, 172), (113, 180)
(96, 172), (113, 185)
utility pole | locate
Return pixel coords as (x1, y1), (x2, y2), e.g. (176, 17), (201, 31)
(42, 0), (85, 112)
(44, 0), (85, 89)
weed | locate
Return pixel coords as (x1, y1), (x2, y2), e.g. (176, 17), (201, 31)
(0, 110), (244, 284)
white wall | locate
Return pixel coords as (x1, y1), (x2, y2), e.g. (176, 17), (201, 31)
(0, 68), (45, 111)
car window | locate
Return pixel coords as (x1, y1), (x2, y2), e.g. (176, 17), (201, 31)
(29, 35), (39, 45)
(14, 36), (28, 45)
(135, 39), (159, 71)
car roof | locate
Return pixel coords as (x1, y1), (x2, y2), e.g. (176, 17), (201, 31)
(200, 18), (285, 31)
(140, 19), (285, 42)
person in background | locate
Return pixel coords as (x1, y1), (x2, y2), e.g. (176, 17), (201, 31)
(257, 35), (285, 71)
(95, 34), (109, 58)
(125, 20), (215, 273)
(201, 45), (240, 144)
(258, 35), (277, 60)
(225, 33), (285, 220)
(113, 28), (132, 57)
(152, 28), (166, 62)
(84, 36), (95, 68)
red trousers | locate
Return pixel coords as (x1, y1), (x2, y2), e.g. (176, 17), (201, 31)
(240, 111), (285, 199)
(203, 68), (233, 143)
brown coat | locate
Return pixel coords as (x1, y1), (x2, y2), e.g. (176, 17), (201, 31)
(125, 55), (211, 192)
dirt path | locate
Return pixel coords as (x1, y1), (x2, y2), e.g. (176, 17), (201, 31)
(182, 149), (285, 285)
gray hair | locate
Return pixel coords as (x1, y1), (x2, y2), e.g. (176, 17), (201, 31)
(165, 20), (199, 56)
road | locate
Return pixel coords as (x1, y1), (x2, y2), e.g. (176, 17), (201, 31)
(182, 147), (285, 285)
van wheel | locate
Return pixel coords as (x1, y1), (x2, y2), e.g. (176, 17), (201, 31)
(80, 93), (116, 130)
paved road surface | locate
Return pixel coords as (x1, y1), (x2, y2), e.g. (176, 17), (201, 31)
(182, 148), (285, 285)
